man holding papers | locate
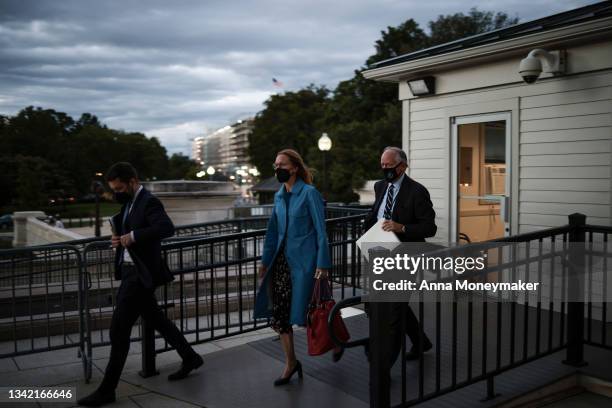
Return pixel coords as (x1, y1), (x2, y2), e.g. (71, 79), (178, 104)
(364, 147), (437, 242)
(364, 147), (437, 365)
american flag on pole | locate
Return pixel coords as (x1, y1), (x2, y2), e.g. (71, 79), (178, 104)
(272, 78), (284, 88)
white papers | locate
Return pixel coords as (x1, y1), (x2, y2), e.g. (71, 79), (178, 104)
(356, 218), (400, 260)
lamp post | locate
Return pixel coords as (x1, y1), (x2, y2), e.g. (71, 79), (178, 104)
(318, 132), (332, 200)
(91, 173), (104, 237)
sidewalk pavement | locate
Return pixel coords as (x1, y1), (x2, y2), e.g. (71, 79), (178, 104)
(0, 307), (366, 408)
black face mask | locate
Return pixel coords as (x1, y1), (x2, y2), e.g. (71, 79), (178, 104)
(114, 189), (133, 205)
(114, 191), (132, 205)
(382, 164), (400, 182)
(275, 168), (291, 183)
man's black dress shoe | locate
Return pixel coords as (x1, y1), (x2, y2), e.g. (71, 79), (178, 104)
(77, 388), (116, 407)
(405, 340), (433, 361)
(168, 354), (204, 381)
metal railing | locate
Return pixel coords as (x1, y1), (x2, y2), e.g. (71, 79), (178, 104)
(0, 244), (90, 379)
(355, 213), (612, 407)
(63, 217), (100, 229)
(45, 204), (367, 241)
(122, 213), (366, 377)
(172, 217), (269, 237)
(0, 212), (367, 383)
(230, 204), (369, 220)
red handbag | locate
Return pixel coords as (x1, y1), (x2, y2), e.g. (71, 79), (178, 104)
(306, 277), (350, 356)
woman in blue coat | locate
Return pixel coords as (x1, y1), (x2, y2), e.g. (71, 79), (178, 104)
(254, 148), (331, 386)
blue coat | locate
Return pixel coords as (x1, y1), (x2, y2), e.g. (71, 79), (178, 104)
(254, 178), (331, 326)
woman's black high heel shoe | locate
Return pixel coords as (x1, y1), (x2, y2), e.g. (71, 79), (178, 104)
(332, 347), (344, 363)
(273, 360), (303, 386)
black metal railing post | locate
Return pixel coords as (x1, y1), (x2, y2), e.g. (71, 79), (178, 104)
(563, 212), (587, 367)
(139, 319), (159, 377)
(368, 246), (392, 408)
(370, 301), (393, 408)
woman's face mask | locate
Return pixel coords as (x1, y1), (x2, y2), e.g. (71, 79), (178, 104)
(275, 168), (291, 183)
(273, 154), (295, 183)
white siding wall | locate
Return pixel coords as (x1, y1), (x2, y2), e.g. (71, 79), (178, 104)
(519, 86), (612, 232)
(406, 70), (612, 242)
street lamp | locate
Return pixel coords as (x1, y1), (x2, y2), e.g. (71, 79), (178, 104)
(91, 176), (104, 238)
(318, 132), (332, 200)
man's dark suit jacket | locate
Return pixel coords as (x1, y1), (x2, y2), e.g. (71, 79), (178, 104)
(111, 188), (175, 288)
(364, 175), (437, 242)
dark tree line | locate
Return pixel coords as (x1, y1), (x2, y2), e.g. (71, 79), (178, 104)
(248, 8), (518, 202)
(0, 107), (198, 210)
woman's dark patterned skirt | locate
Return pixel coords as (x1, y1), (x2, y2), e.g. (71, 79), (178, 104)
(270, 248), (293, 334)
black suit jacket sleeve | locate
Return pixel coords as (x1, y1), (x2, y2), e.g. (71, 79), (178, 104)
(398, 184), (437, 241)
(132, 196), (175, 243)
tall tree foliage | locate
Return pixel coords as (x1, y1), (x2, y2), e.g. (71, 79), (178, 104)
(250, 8), (518, 202)
(248, 85), (330, 179)
(0, 106), (186, 211)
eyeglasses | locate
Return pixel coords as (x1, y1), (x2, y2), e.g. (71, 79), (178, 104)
(272, 163), (291, 170)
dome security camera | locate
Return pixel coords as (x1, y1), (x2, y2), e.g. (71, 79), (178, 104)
(519, 56), (542, 84)
(519, 49), (565, 84)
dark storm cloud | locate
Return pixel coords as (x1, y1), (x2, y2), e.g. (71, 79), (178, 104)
(0, 0), (597, 154)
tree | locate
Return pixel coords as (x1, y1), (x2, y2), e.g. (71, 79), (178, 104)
(13, 156), (74, 209)
(166, 153), (199, 180)
(428, 8), (519, 46)
(248, 85), (330, 179)
(0, 106), (173, 212)
(366, 19), (429, 66)
(249, 8), (520, 202)
(1, 106), (74, 161)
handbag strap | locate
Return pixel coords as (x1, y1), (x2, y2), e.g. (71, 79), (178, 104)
(320, 277), (332, 300)
(310, 277), (332, 305)
(310, 278), (321, 304)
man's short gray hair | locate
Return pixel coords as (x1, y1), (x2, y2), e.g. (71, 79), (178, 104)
(383, 146), (408, 164)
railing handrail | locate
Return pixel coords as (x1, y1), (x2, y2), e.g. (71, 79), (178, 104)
(366, 214), (611, 408)
(491, 224), (572, 243)
(0, 242), (85, 255)
(78, 213), (367, 252)
(5, 210), (368, 251)
(173, 216), (270, 230)
(582, 224), (612, 233)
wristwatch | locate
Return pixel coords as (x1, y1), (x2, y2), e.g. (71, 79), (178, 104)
(401, 225), (406, 233)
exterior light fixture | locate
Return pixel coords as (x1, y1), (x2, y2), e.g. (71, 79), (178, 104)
(407, 76), (435, 96)
(318, 133), (332, 151)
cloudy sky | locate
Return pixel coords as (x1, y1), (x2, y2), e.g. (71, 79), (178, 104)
(0, 0), (597, 155)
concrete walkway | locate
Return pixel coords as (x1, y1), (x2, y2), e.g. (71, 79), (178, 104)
(0, 308), (367, 408)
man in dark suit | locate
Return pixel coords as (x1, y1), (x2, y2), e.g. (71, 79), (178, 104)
(78, 163), (203, 407)
(364, 147), (437, 366)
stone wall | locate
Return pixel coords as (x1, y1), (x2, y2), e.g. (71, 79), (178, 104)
(13, 212), (85, 247)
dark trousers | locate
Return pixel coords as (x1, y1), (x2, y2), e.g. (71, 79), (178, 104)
(388, 302), (430, 366)
(99, 266), (196, 392)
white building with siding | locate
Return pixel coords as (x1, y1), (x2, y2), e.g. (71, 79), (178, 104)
(363, 2), (612, 244)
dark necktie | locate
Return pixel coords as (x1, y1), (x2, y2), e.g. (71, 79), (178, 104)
(383, 184), (395, 220)
(121, 200), (132, 232)
(119, 201), (132, 267)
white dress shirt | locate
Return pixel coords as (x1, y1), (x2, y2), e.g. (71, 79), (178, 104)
(122, 185), (143, 264)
